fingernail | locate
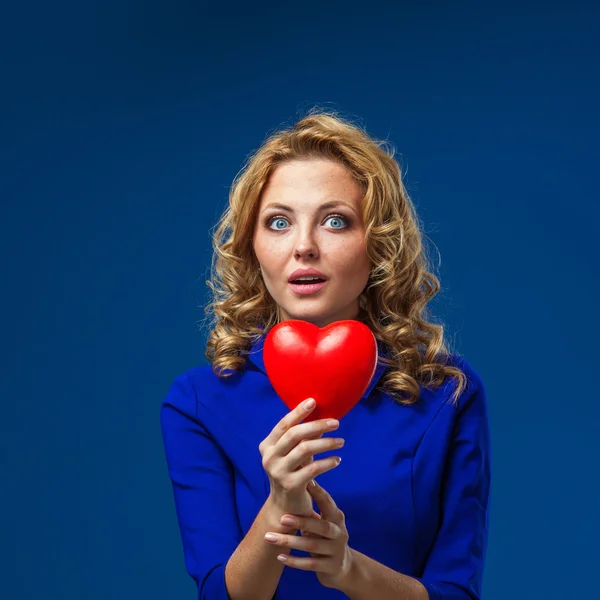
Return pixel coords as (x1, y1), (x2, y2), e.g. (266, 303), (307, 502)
(305, 399), (315, 409)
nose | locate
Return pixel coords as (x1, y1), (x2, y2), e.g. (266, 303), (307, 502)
(293, 229), (319, 259)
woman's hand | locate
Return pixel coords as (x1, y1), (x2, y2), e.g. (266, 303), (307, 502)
(263, 479), (355, 590)
(259, 398), (344, 517)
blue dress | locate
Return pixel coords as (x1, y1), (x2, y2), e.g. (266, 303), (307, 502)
(160, 333), (492, 599)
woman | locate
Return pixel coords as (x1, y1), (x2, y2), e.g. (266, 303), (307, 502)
(160, 110), (492, 600)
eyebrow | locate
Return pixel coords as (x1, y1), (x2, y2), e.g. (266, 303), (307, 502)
(262, 201), (356, 214)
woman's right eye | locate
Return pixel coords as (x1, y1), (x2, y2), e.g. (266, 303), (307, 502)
(267, 217), (289, 230)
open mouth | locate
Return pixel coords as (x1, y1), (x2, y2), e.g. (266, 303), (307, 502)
(290, 278), (326, 285)
(288, 278), (328, 294)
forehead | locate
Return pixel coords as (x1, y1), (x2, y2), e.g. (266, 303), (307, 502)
(260, 159), (362, 208)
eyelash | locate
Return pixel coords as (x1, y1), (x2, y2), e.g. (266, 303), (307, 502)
(264, 213), (350, 231)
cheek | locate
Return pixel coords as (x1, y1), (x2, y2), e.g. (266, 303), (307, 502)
(255, 240), (287, 272)
(254, 234), (277, 263)
(335, 239), (369, 268)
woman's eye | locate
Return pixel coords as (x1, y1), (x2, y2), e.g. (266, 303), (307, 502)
(325, 215), (348, 229)
(268, 217), (289, 230)
(266, 214), (348, 231)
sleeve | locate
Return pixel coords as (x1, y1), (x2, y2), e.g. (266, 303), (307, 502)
(412, 375), (492, 600)
(160, 373), (243, 600)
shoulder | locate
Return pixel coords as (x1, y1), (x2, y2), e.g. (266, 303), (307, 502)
(447, 353), (484, 388)
(442, 352), (487, 410)
(172, 364), (218, 387)
(161, 363), (255, 412)
(160, 365), (215, 411)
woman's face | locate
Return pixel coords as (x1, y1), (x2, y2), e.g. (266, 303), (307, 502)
(252, 158), (371, 328)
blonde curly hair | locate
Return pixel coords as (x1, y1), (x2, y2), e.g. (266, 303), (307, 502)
(201, 107), (467, 407)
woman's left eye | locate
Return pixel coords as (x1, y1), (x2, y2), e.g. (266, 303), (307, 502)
(325, 215), (348, 229)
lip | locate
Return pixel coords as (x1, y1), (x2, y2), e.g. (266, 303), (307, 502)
(287, 268), (328, 283)
(288, 280), (328, 295)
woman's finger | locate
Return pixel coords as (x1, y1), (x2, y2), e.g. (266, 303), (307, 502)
(308, 479), (344, 524)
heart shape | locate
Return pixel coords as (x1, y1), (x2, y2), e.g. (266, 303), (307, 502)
(263, 319), (378, 422)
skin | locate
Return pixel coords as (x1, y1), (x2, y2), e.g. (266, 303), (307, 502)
(252, 158), (371, 328)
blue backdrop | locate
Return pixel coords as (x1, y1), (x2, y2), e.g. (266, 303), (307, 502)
(2, 1), (598, 598)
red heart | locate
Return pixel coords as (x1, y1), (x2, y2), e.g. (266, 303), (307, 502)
(263, 319), (378, 422)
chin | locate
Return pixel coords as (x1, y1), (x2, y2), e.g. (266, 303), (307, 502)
(285, 313), (342, 329)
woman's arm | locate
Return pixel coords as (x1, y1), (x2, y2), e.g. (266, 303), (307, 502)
(336, 369), (490, 600)
(225, 495), (300, 600)
(411, 370), (492, 600)
(161, 372), (302, 600)
(339, 549), (429, 599)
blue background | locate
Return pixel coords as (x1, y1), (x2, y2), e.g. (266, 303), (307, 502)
(2, 1), (598, 598)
